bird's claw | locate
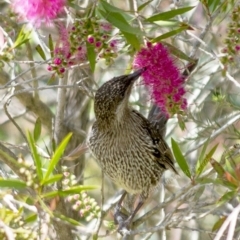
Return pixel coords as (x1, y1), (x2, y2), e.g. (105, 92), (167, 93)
(114, 206), (133, 235)
(114, 206), (128, 224)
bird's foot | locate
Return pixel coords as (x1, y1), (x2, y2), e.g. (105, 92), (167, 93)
(114, 206), (132, 235)
(117, 217), (132, 236)
(114, 205), (128, 225)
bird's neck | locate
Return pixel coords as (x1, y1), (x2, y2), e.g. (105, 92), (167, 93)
(96, 106), (131, 130)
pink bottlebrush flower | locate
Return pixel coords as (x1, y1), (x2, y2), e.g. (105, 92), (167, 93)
(133, 42), (187, 116)
(87, 36), (95, 44)
(12, 0), (66, 26)
(59, 67), (65, 73)
(235, 45), (240, 51)
(53, 58), (62, 65)
(75, 45), (87, 61)
(47, 65), (52, 71)
(95, 41), (102, 48)
(100, 22), (112, 32)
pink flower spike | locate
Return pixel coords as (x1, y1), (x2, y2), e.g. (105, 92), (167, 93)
(12, 0), (66, 26)
(133, 42), (187, 116)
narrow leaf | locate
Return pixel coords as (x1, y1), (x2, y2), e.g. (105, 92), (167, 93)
(27, 131), (43, 180)
(0, 178), (26, 189)
(210, 158), (225, 177)
(212, 217), (227, 232)
(138, 0), (153, 12)
(171, 138), (191, 178)
(33, 118), (42, 142)
(61, 185), (97, 194)
(25, 214), (38, 223)
(41, 174), (63, 186)
(86, 41), (96, 72)
(193, 186), (205, 202)
(12, 27), (31, 49)
(49, 34), (54, 58)
(196, 143), (219, 176)
(122, 31), (141, 50)
(98, 9), (141, 35)
(217, 191), (236, 206)
(146, 6), (195, 22)
(162, 42), (194, 62)
(36, 45), (46, 60)
(41, 185), (97, 198)
(152, 27), (187, 42)
(43, 133), (72, 181)
(100, 0), (127, 14)
(196, 138), (210, 171)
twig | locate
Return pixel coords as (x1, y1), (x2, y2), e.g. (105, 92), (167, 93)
(54, 72), (68, 144)
(26, 42), (39, 100)
(214, 204), (240, 240)
(185, 112), (240, 156)
(93, 171), (105, 239)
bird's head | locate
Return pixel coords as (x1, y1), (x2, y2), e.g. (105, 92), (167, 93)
(94, 68), (145, 124)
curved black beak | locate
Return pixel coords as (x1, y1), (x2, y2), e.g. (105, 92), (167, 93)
(125, 67), (146, 82)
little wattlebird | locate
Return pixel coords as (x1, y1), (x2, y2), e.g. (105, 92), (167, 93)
(89, 68), (178, 233)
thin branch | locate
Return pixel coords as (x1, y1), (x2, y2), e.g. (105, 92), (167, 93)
(0, 70), (54, 132)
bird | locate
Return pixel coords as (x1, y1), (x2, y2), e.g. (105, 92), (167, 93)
(88, 68), (178, 232)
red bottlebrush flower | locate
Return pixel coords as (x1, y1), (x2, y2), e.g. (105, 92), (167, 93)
(12, 0), (66, 26)
(133, 42), (187, 116)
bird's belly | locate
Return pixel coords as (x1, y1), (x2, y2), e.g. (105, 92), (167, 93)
(91, 141), (162, 194)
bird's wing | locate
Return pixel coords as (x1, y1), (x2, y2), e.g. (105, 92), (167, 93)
(132, 109), (178, 174)
(147, 104), (168, 137)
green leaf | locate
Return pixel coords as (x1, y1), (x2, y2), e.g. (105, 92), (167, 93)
(0, 178), (26, 189)
(41, 174), (63, 186)
(25, 214), (38, 223)
(138, 0), (153, 12)
(210, 158), (225, 177)
(33, 118), (42, 142)
(207, 0), (222, 13)
(86, 41), (96, 72)
(196, 138), (210, 172)
(100, 0), (125, 13)
(43, 133), (72, 181)
(162, 42), (194, 62)
(12, 27), (31, 49)
(212, 217), (227, 232)
(36, 45), (46, 60)
(61, 185), (97, 194)
(47, 74), (56, 85)
(54, 213), (81, 226)
(98, 9), (141, 35)
(122, 32), (141, 50)
(152, 27), (188, 42)
(196, 143), (219, 177)
(27, 131), (43, 180)
(49, 34), (54, 58)
(193, 186), (205, 202)
(217, 191), (236, 206)
(146, 6), (195, 22)
(41, 185), (97, 198)
(171, 138), (191, 178)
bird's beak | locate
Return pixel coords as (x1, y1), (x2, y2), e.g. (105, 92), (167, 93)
(125, 67), (146, 83)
